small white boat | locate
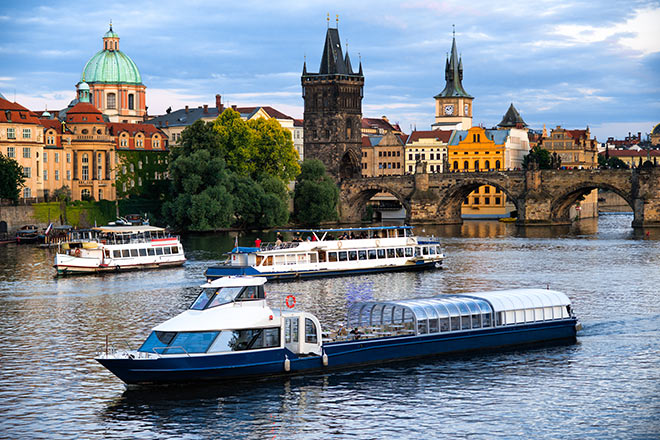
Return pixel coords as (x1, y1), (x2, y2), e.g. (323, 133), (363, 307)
(205, 226), (444, 280)
(54, 225), (186, 275)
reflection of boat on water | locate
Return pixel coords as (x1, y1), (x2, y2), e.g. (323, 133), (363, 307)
(54, 224), (186, 275)
(498, 217), (517, 223)
(96, 276), (580, 385)
(205, 226), (444, 281)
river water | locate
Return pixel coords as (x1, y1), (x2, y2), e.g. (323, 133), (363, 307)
(0, 214), (658, 439)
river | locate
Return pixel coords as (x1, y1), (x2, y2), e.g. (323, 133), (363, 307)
(0, 214), (658, 439)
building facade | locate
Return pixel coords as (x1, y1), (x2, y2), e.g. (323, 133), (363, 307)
(540, 126), (598, 169)
(404, 130), (451, 174)
(301, 26), (364, 180)
(432, 33), (473, 131)
(360, 131), (406, 177)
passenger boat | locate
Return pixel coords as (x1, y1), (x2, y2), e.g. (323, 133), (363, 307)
(205, 226), (444, 280)
(15, 225), (40, 244)
(54, 224), (186, 275)
(95, 277), (580, 385)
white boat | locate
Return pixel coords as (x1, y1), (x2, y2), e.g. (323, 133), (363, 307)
(54, 225), (186, 275)
(205, 226), (444, 281)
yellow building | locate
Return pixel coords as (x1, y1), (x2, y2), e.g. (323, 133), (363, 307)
(404, 130), (451, 174)
(0, 96), (45, 200)
(652, 123), (660, 147)
(541, 126), (598, 169)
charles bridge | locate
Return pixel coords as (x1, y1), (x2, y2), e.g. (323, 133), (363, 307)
(339, 167), (660, 227)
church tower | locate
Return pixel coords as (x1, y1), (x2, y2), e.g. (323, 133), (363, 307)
(432, 30), (473, 131)
(302, 21), (364, 180)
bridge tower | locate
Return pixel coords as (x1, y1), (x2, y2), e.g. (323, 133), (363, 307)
(302, 21), (364, 181)
(432, 28), (474, 131)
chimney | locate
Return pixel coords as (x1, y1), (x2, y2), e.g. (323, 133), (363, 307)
(203, 104), (208, 114)
(216, 94), (223, 112)
(165, 121), (169, 127)
(231, 105), (237, 110)
(638, 132), (641, 140)
(185, 105), (189, 113)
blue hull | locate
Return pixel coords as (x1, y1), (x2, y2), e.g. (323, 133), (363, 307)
(204, 261), (440, 281)
(97, 319), (577, 385)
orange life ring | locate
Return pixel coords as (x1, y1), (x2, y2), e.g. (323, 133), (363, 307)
(285, 295), (296, 308)
(74, 248), (81, 257)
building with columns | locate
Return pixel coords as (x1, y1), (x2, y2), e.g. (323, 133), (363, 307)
(81, 24), (146, 123)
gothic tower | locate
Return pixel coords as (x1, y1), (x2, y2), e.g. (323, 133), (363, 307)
(302, 24), (364, 180)
(432, 30), (473, 131)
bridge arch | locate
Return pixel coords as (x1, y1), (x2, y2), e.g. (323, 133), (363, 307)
(550, 181), (633, 222)
(342, 183), (412, 222)
(437, 177), (522, 222)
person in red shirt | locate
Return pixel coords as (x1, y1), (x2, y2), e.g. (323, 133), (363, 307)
(255, 238), (262, 248)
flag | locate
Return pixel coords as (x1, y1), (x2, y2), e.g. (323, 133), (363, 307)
(234, 235), (238, 248)
(45, 223), (53, 235)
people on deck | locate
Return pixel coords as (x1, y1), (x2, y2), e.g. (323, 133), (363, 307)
(255, 238), (262, 248)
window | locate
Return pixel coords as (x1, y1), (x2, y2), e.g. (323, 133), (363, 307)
(81, 153), (89, 180)
(55, 170), (59, 181)
(136, 137), (143, 147)
(358, 250), (367, 260)
(474, 160), (479, 171)
(23, 167), (31, 178)
(328, 252), (337, 262)
(47, 135), (55, 145)
(128, 94), (134, 110)
(43, 169), (48, 181)
(7, 147), (15, 158)
(122, 249), (130, 258)
(387, 248), (395, 258)
(113, 250), (121, 258)
(23, 187), (31, 198)
(66, 153), (71, 163)
(368, 249), (377, 259)
(43, 152), (48, 162)
(66, 170), (71, 180)
(156, 247), (163, 255)
(338, 251), (347, 262)
(305, 318), (318, 343)
(377, 249), (386, 259)
(285, 318), (299, 344)
(453, 161), (458, 170)
(81, 188), (91, 199)
(463, 160), (469, 170)
(484, 197), (490, 205)
(7, 128), (15, 139)
(23, 128), (31, 139)
(495, 197), (501, 204)
(23, 148), (31, 158)
(130, 249), (139, 257)
(140, 331), (220, 355)
(484, 160), (490, 170)
(107, 93), (116, 109)
(495, 160), (500, 170)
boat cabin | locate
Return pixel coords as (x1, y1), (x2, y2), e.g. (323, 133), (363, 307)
(191, 276), (267, 310)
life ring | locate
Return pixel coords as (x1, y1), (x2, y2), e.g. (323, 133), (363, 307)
(375, 239), (381, 247)
(74, 248), (81, 257)
(337, 241), (343, 249)
(285, 295), (296, 308)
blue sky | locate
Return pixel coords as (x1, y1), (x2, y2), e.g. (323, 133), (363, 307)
(1, 0), (659, 141)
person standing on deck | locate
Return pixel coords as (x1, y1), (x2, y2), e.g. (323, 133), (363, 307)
(255, 238), (262, 248)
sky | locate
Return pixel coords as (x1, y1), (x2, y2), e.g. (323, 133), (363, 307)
(1, 0), (659, 141)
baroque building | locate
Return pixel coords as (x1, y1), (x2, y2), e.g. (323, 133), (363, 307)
(360, 131), (406, 177)
(404, 130), (451, 174)
(81, 24), (146, 123)
(301, 25), (364, 180)
(433, 32), (473, 131)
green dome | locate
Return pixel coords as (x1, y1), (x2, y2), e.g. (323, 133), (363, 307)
(82, 47), (142, 85)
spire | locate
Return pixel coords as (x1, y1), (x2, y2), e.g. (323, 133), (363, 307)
(345, 44), (354, 74)
(435, 28), (472, 99)
(497, 103), (527, 128)
(302, 59), (307, 75)
(319, 26), (348, 74)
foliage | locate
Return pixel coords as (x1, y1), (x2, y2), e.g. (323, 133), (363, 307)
(247, 117), (301, 182)
(52, 186), (72, 203)
(231, 175), (290, 229)
(522, 146), (553, 169)
(115, 150), (169, 200)
(0, 153), (25, 203)
(293, 159), (339, 226)
(212, 109), (255, 177)
(598, 154), (629, 169)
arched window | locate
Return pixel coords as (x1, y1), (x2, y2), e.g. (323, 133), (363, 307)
(453, 161), (458, 171)
(107, 93), (116, 109)
(82, 153), (89, 180)
(463, 161), (469, 170)
(484, 160), (490, 170)
(81, 188), (91, 198)
(474, 160), (479, 171)
(128, 94), (134, 110)
(495, 160), (501, 170)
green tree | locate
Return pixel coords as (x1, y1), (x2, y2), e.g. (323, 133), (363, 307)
(293, 159), (339, 226)
(213, 109), (255, 177)
(0, 153), (25, 203)
(247, 117), (301, 182)
(523, 146), (553, 169)
(598, 154), (629, 169)
(231, 175), (290, 229)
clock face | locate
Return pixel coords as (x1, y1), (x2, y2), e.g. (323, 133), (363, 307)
(464, 104), (469, 115)
(444, 104), (454, 115)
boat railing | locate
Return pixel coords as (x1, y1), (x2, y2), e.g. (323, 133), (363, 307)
(259, 242), (301, 251)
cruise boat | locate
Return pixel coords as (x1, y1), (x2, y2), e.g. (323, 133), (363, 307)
(95, 277), (580, 385)
(54, 224), (186, 275)
(205, 226), (444, 280)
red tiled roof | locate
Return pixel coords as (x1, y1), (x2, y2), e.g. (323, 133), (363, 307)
(362, 136), (372, 147)
(407, 130), (452, 143)
(602, 149), (660, 157)
(108, 122), (165, 137)
(294, 119), (304, 127)
(234, 106), (293, 120)
(39, 118), (62, 133)
(66, 102), (104, 123)
(566, 129), (588, 140)
(362, 117), (396, 131)
(0, 96), (42, 124)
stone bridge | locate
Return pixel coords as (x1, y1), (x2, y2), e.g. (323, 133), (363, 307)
(339, 168), (660, 227)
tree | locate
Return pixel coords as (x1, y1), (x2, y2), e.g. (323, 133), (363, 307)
(212, 109), (255, 177)
(598, 154), (629, 169)
(0, 153), (25, 203)
(523, 146), (553, 169)
(293, 159), (339, 226)
(247, 117), (301, 182)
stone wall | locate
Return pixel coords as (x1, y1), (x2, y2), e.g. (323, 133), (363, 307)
(0, 205), (47, 234)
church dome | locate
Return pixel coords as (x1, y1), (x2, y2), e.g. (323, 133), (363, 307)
(81, 25), (142, 85)
(652, 123), (660, 135)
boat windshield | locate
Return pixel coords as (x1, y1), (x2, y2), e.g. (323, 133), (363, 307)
(190, 285), (265, 310)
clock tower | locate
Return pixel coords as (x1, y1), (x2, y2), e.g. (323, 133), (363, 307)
(432, 30), (473, 131)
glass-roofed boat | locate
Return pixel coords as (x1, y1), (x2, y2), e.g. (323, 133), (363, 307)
(96, 277), (580, 385)
(204, 225), (444, 281)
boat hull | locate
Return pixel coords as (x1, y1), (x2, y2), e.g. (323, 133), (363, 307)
(205, 260), (442, 280)
(55, 259), (186, 275)
(96, 318), (577, 385)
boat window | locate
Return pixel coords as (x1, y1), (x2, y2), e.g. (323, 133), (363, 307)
(305, 318), (318, 344)
(297, 254), (307, 264)
(275, 255), (285, 265)
(348, 251), (357, 261)
(422, 247), (429, 255)
(122, 249), (130, 258)
(147, 248), (155, 256)
(381, 305), (394, 325)
(235, 286), (264, 300)
(262, 256), (273, 266)
(440, 318), (450, 332)
(139, 331), (219, 354)
(396, 248), (404, 257)
(495, 312), (503, 326)
(358, 250), (367, 260)
(139, 248), (147, 256)
(318, 251), (326, 263)
(534, 308), (543, 321)
(113, 250), (121, 258)
(482, 313), (492, 327)
(414, 247), (421, 257)
(417, 319), (428, 334)
(286, 254), (296, 265)
(309, 253), (317, 263)
(387, 248), (395, 258)
(256, 255), (264, 265)
(461, 315), (472, 330)
(471, 314), (481, 329)
(368, 249), (377, 259)
(338, 251), (347, 262)
(429, 318), (439, 333)
(171, 246), (179, 254)
(285, 317), (299, 343)
(328, 252), (338, 262)
(429, 247), (436, 255)
(208, 328), (281, 353)
(377, 249), (386, 259)
(450, 316), (460, 331)
(104, 250), (111, 258)
(130, 249), (138, 257)
(437, 246), (442, 254)
(405, 247), (413, 257)
(155, 247), (163, 255)
(515, 310), (524, 323)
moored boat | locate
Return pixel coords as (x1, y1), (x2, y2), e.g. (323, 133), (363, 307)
(54, 224), (186, 275)
(205, 226), (444, 281)
(95, 277), (580, 385)
(15, 224), (40, 244)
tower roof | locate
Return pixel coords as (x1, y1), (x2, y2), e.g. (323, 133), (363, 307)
(434, 33), (472, 99)
(82, 25), (143, 85)
(498, 103), (527, 128)
(305, 27), (363, 78)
